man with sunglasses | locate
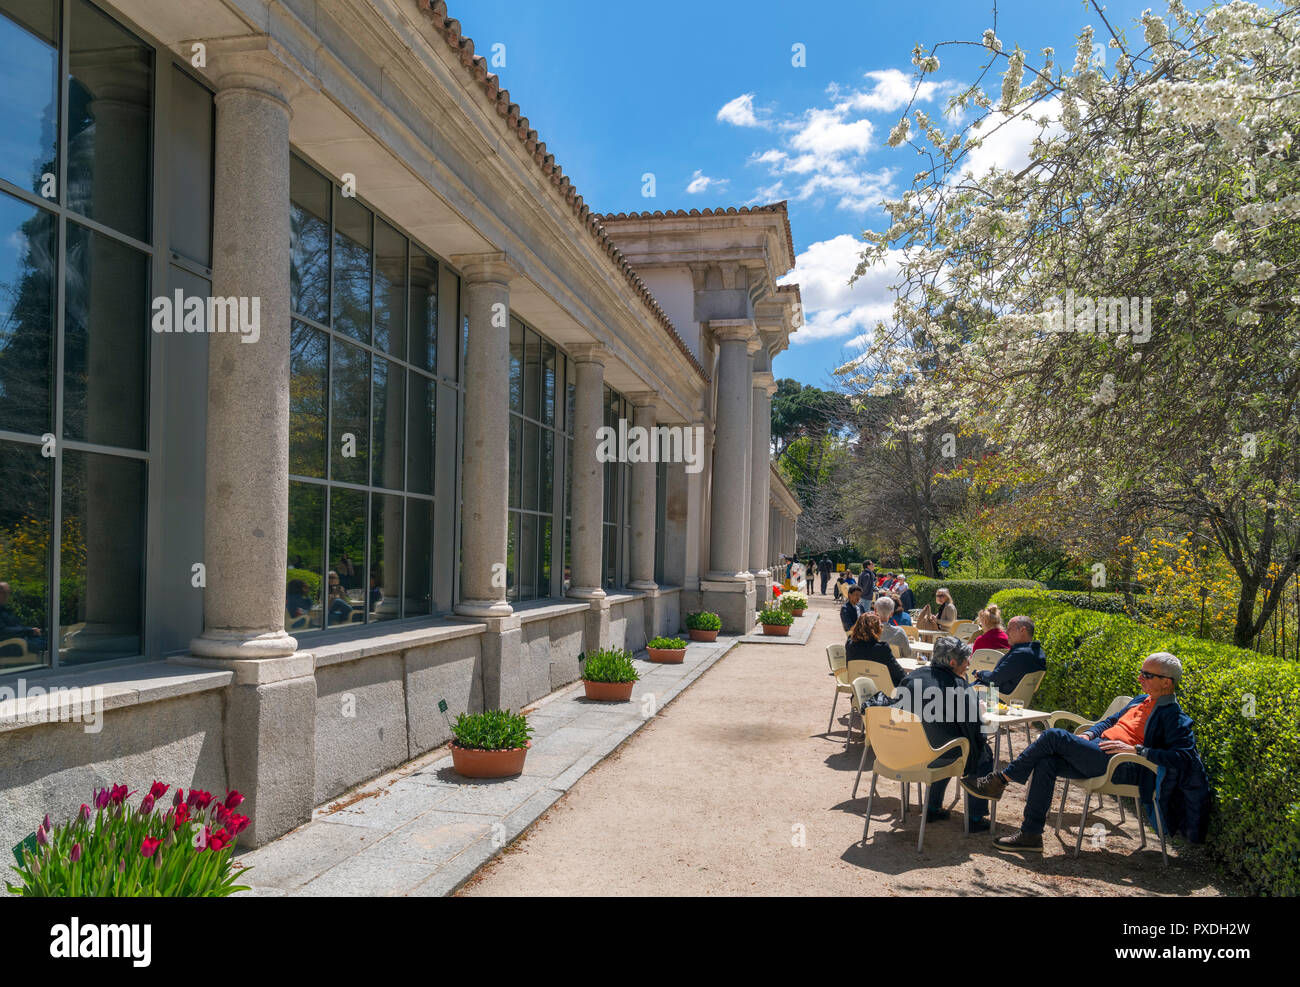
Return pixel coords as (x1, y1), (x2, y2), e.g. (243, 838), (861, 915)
(961, 652), (1204, 852)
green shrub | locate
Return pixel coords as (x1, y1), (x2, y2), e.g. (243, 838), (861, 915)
(647, 636), (686, 650)
(909, 576), (1043, 617)
(285, 567), (322, 600)
(451, 709), (533, 751)
(580, 648), (640, 683)
(987, 587), (1300, 896)
(1047, 590), (1154, 620)
(779, 592), (808, 611)
(757, 606), (794, 626)
(685, 611), (721, 631)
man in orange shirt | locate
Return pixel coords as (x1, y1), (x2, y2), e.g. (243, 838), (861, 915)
(961, 652), (1202, 853)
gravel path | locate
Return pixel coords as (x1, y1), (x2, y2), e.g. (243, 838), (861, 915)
(461, 592), (1224, 896)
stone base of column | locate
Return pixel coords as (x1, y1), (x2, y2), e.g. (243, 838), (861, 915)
(634, 586), (663, 642)
(454, 599), (514, 618)
(475, 614), (525, 712)
(752, 568), (773, 605)
(169, 652), (316, 847)
(566, 586), (606, 601)
(579, 596), (610, 655)
(700, 578), (757, 635)
(189, 629), (299, 660)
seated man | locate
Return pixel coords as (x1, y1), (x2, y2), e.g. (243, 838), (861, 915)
(896, 636), (994, 830)
(0, 581), (47, 653)
(962, 652), (1205, 852)
(973, 615), (1045, 694)
(888, 591), (913, 626)
(840, 585), (864, 634)
(872, 596), (912, 660)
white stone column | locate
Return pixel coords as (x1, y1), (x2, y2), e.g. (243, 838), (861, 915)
(453, 252), (517, 618)
(627, 392), (658, 591)
(706, 321), (756, 580)
(190, 46), (300, 661)
(749, 372), (775, 601)
(567, 343), (607, 600)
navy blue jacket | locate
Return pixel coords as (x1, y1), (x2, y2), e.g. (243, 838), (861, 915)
(840, 600), (863, 633)
(975, 639), (1046, 694)
(1088, 694), (1211, 843)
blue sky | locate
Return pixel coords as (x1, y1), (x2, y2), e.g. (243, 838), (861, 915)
(453, 0), (1166, 388)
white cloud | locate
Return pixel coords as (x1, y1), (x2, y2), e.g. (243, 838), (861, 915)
(717, 93), (765, 128)
(780, 234), (908, 347)
(840, 69), (939, 113)
(685, 169), (728, 195)
(960, 98), (1062, 178)
(744, 66), (963, 214)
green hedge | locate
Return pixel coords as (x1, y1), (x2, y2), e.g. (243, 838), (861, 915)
(907, 577), (1043, 618)
(1046, 590), (1154, 619)
(988, 588), (1300, 896)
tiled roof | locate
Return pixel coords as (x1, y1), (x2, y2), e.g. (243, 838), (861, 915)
(594, 204), (797, 275)
(414, 0), (709, 382)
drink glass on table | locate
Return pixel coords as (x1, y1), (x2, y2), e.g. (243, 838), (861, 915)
(1010, 699), (1025, 715)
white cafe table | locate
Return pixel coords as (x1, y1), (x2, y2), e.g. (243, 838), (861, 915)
(916, 627), (945, 640)
(909, 639), (934, 656)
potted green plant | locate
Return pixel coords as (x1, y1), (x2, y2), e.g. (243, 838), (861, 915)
(780, 591), (808, 617)
(581, 648), (640, 701)
(450, 709), (533, 778)
(646, 635), (687, 664)
(758, 605), (794, 636)
(684, 611), (721, 642)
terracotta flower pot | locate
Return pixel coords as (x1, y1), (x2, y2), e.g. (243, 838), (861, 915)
(450, 741), (530, 779)
(647, 646), (686, 664)
(687, 629), (718, 642)
(789, 608), (806, 617)
(583, 679), (635, 701)
(761, 624), (791, 636)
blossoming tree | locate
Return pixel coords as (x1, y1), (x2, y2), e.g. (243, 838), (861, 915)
(848, 0), (1300, 646)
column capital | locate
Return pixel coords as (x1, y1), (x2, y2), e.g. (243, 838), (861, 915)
(569, 341), (609, 366)
(450, 250), (520, 285)
(708, 319), (757, 344)
(626, 390), (659, 409)
(752, 371), (775, 391)
(197, 35), (315, 108)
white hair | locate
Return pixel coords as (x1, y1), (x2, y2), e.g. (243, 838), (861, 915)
(873, 596), (895, 617)
(1146, 651), (1182, 684)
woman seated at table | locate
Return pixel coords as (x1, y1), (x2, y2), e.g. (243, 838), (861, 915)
(846, 611), (906, 688)
(888, 591), (913, 626)
(971, 605), (1010, 652)
(933, 587), (958, 631)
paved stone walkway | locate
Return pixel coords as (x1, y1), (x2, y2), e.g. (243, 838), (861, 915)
(233, 633), (736, 896)
(460, 591), (1225, 897)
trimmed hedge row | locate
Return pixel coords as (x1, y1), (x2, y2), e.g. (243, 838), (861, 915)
(907, 576), (1043, 618)
(1045, 590), (1154, 619)
(988, 588), (1300, 896)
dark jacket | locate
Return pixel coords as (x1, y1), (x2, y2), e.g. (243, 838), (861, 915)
(0, 604), (33, 637)
(896, 663), (988, 775)
(1087, 693), (1211, 843)
(975, 639), (1046, 694)
(840, 599), (863, 633)
(899, 587), (915, 611)
(845, 638), (905, 688)
(818, 558), (833, 575)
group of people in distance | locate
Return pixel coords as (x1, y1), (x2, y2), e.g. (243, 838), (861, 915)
(834, 573), (1210, 852)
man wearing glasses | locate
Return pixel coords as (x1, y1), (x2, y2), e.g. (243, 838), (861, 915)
(961, 652), (1203, 852)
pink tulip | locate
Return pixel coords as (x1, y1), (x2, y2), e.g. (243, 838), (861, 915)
(35, 825), (48, 847)
(70, 843), (82, 863)
(140, 794), (155, 815)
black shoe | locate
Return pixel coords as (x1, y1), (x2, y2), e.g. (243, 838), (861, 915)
(994, 830), (1044, 852)
(960, 773), (1008, 801)
(925, 808), (951, 823)
(967, 818), (991, 833)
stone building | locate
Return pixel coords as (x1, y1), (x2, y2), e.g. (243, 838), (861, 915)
(0, 0), (801, 848)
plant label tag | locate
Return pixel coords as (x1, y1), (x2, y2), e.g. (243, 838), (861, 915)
(12, 832), (37, 866)
(437, 699), (448, 713)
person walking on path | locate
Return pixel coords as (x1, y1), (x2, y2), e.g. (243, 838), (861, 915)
(818, 556), (832, 595)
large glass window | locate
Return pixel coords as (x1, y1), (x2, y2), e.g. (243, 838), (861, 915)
(507, 317), (564, 602)
(0, 0), (161, 671)
(602, 386), (629, 591)
(288, 155), (456, 632)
